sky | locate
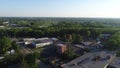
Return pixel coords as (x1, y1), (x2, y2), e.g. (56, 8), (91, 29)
(0, 0), (120, 18)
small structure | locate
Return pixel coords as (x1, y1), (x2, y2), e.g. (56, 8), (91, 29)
(51, 38), (58, 41)
(6, 49), (15, 55)
(81, 41), (93, 46)
(0, 57), (4, 60)
(11, 49), (15, 54)
(100, 34), (111, 39)
(23, 38), (35, 45)
(3, 21), (9, 24)
(81, 40), (103, 49)
(0, 25), (4, 28)
(101, 34), (110, 37)
(96, 44), (104, 49)
(74, 44), (85, 49)
(56, 44), (67, 54)
(32, 38), (53, 48)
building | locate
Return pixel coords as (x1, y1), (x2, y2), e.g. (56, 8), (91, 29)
(32, 38), (53, 48)
(0, 25), (4, 28)
(0, 57), (4, 60)
(81, 41), (93, 46)
(3, 21), (9, 24)
(56, 44), (67, 54)
(62, 51), (115, 68)
(51, 37), (58, 41)
(74, 44), (85, 49)
(23, 38), (35, 45)
(109, 57), (120, 68)
(81, 40), (104, 49)
(6, 49), (15, 55)
(101, 34), (111, 37)
(100, 34), (111, 39)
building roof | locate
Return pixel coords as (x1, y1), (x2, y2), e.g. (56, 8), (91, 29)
(109, 57), (120, 68)
(23, 38), (35, 41)
(3, 21), (9, 24)
(81, 41), (93, 46)
(51, 38), (58, 41)
(33, 38), (53, 44)
(74, 44), (85, 49)
(62, 51), (114, 68)
(57, 44), (66, 47)
(101, 34), (110, 35)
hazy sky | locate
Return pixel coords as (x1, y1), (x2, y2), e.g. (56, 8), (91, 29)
(0, 0), (120, 17)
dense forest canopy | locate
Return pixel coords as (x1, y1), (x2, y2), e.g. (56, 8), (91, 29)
(0, 17), (120, 39)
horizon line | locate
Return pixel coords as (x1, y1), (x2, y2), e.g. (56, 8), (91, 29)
(0, 16), (120, 19)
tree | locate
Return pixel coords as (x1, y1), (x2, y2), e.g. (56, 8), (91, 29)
(104, 32), (120, 50)
(21, 56), (29, 68)
(11, 28), (19, 37)
(25, 52), (39, 68)
(75, 34), (83, 44)
(0, 36), (12, 53)
(71, 34), (83, 44)
(61, 50), (78, 60)
(86, 31), (91, 37)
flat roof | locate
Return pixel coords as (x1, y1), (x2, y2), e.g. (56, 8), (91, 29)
(57, 44), (66, 47)
(34, 38), (53, 44)
(62, 51), (114, 68)
(109, 57), (120, 68)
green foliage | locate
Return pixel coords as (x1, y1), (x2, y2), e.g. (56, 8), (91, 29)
(21, 57), (29, 68)
(25, 53), (39, 64)
(72, 34), (83, 44)
(116, 51), (120, 57)
(104, 32), (120, 50)
(61, 50), (78, 60)
(86, 31), (91, 37)
(0, 60), (6, 68)
(3, 41), (22, 66)
(12, 41), (21, 55)
(0, 36), (12, 53)
(5, 52), (20, 63)
(21, 52), (39, 68)
(0, 19), (119, 39)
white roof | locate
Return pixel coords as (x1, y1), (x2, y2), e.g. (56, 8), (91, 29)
(57, 44), (66, 46)
(3, 21), (9, 24)
(51, 38), (58, 41)
(0, 57), (4, 60)
(11, 49), (15, 54)
(23, 38), (35, 41)
(35, 38), (49, 40)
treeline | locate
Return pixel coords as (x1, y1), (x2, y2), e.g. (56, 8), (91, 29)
(0, 17), (120, 43)
(1, 17), (120, 27)
(0, 26), (118, 39)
